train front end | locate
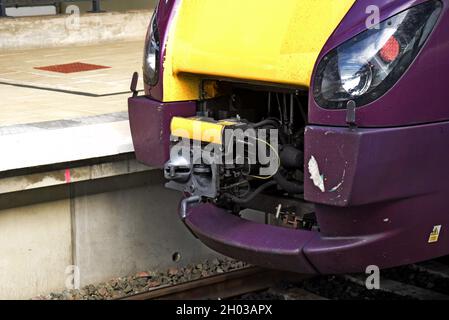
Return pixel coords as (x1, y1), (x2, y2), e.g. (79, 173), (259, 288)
(128, 0), (449, 274)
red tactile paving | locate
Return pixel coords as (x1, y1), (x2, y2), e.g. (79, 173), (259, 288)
(35, 62), (111, 74)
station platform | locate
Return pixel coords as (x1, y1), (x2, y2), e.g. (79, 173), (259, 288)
(0, 40), (143, 172)
(0, 11), (220, 300)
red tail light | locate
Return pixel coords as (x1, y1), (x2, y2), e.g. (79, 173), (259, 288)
(379, 36), (400, 63)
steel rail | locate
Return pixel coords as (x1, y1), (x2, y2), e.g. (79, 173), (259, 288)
(120, 266), (305, 300)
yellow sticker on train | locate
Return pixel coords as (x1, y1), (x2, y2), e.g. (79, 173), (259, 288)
(428, 225), (442, 243)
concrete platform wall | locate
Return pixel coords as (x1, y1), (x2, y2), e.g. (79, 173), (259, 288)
(0, 168), (219, 300)
(0, 10), (153, 51)
(0, 198), (72, 300)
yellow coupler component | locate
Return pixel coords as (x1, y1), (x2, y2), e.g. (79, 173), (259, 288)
(171, 117), (230, 144)
(163, 0), (355, 102)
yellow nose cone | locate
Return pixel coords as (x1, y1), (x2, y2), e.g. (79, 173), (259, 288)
(162, 0), (355, 102)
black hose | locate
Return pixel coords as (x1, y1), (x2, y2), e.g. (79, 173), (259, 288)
(273, 172), (304, 194)
(251, 119), (280, 128)
(225, 180), (277, 204)
(249, 118), (287, 145)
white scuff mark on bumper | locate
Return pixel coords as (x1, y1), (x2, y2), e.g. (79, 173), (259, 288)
(308, 156), (325, 192)
(329, 168), (346, 193)
(329, 181), (343, 192)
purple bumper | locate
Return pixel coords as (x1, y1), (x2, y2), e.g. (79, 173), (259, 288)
(184, 122), (449, 274)
(185, 203), (318, 273)
(128, 96), (196, 167)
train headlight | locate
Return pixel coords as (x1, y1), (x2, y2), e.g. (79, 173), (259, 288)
(313, 0), (442, 109)
(143, 9), (160, 86)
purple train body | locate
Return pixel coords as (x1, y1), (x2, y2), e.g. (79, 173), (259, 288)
(129, 0), (449, 274)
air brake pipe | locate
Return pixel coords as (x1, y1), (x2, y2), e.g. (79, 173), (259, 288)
(180, 195), (201, 219)
(295, 96), (307, 125)
(290, 94), (294, 130)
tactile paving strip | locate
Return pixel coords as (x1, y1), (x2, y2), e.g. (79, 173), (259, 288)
(35, 62), (111, 74)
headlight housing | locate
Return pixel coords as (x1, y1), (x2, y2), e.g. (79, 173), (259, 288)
(143, 9), (160, 86)
(313, 0), (442, 110)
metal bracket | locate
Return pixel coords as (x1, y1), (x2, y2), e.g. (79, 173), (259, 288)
(130, 72), (139, 98)
(346, 100), (357, 129)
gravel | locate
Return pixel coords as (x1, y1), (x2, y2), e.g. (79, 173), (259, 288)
(33, 258), (248, 300)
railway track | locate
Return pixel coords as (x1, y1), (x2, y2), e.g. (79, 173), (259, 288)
(263, 260), (449, 300)
(120, 266), (307, 300)
(118, 259), (449, 300)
